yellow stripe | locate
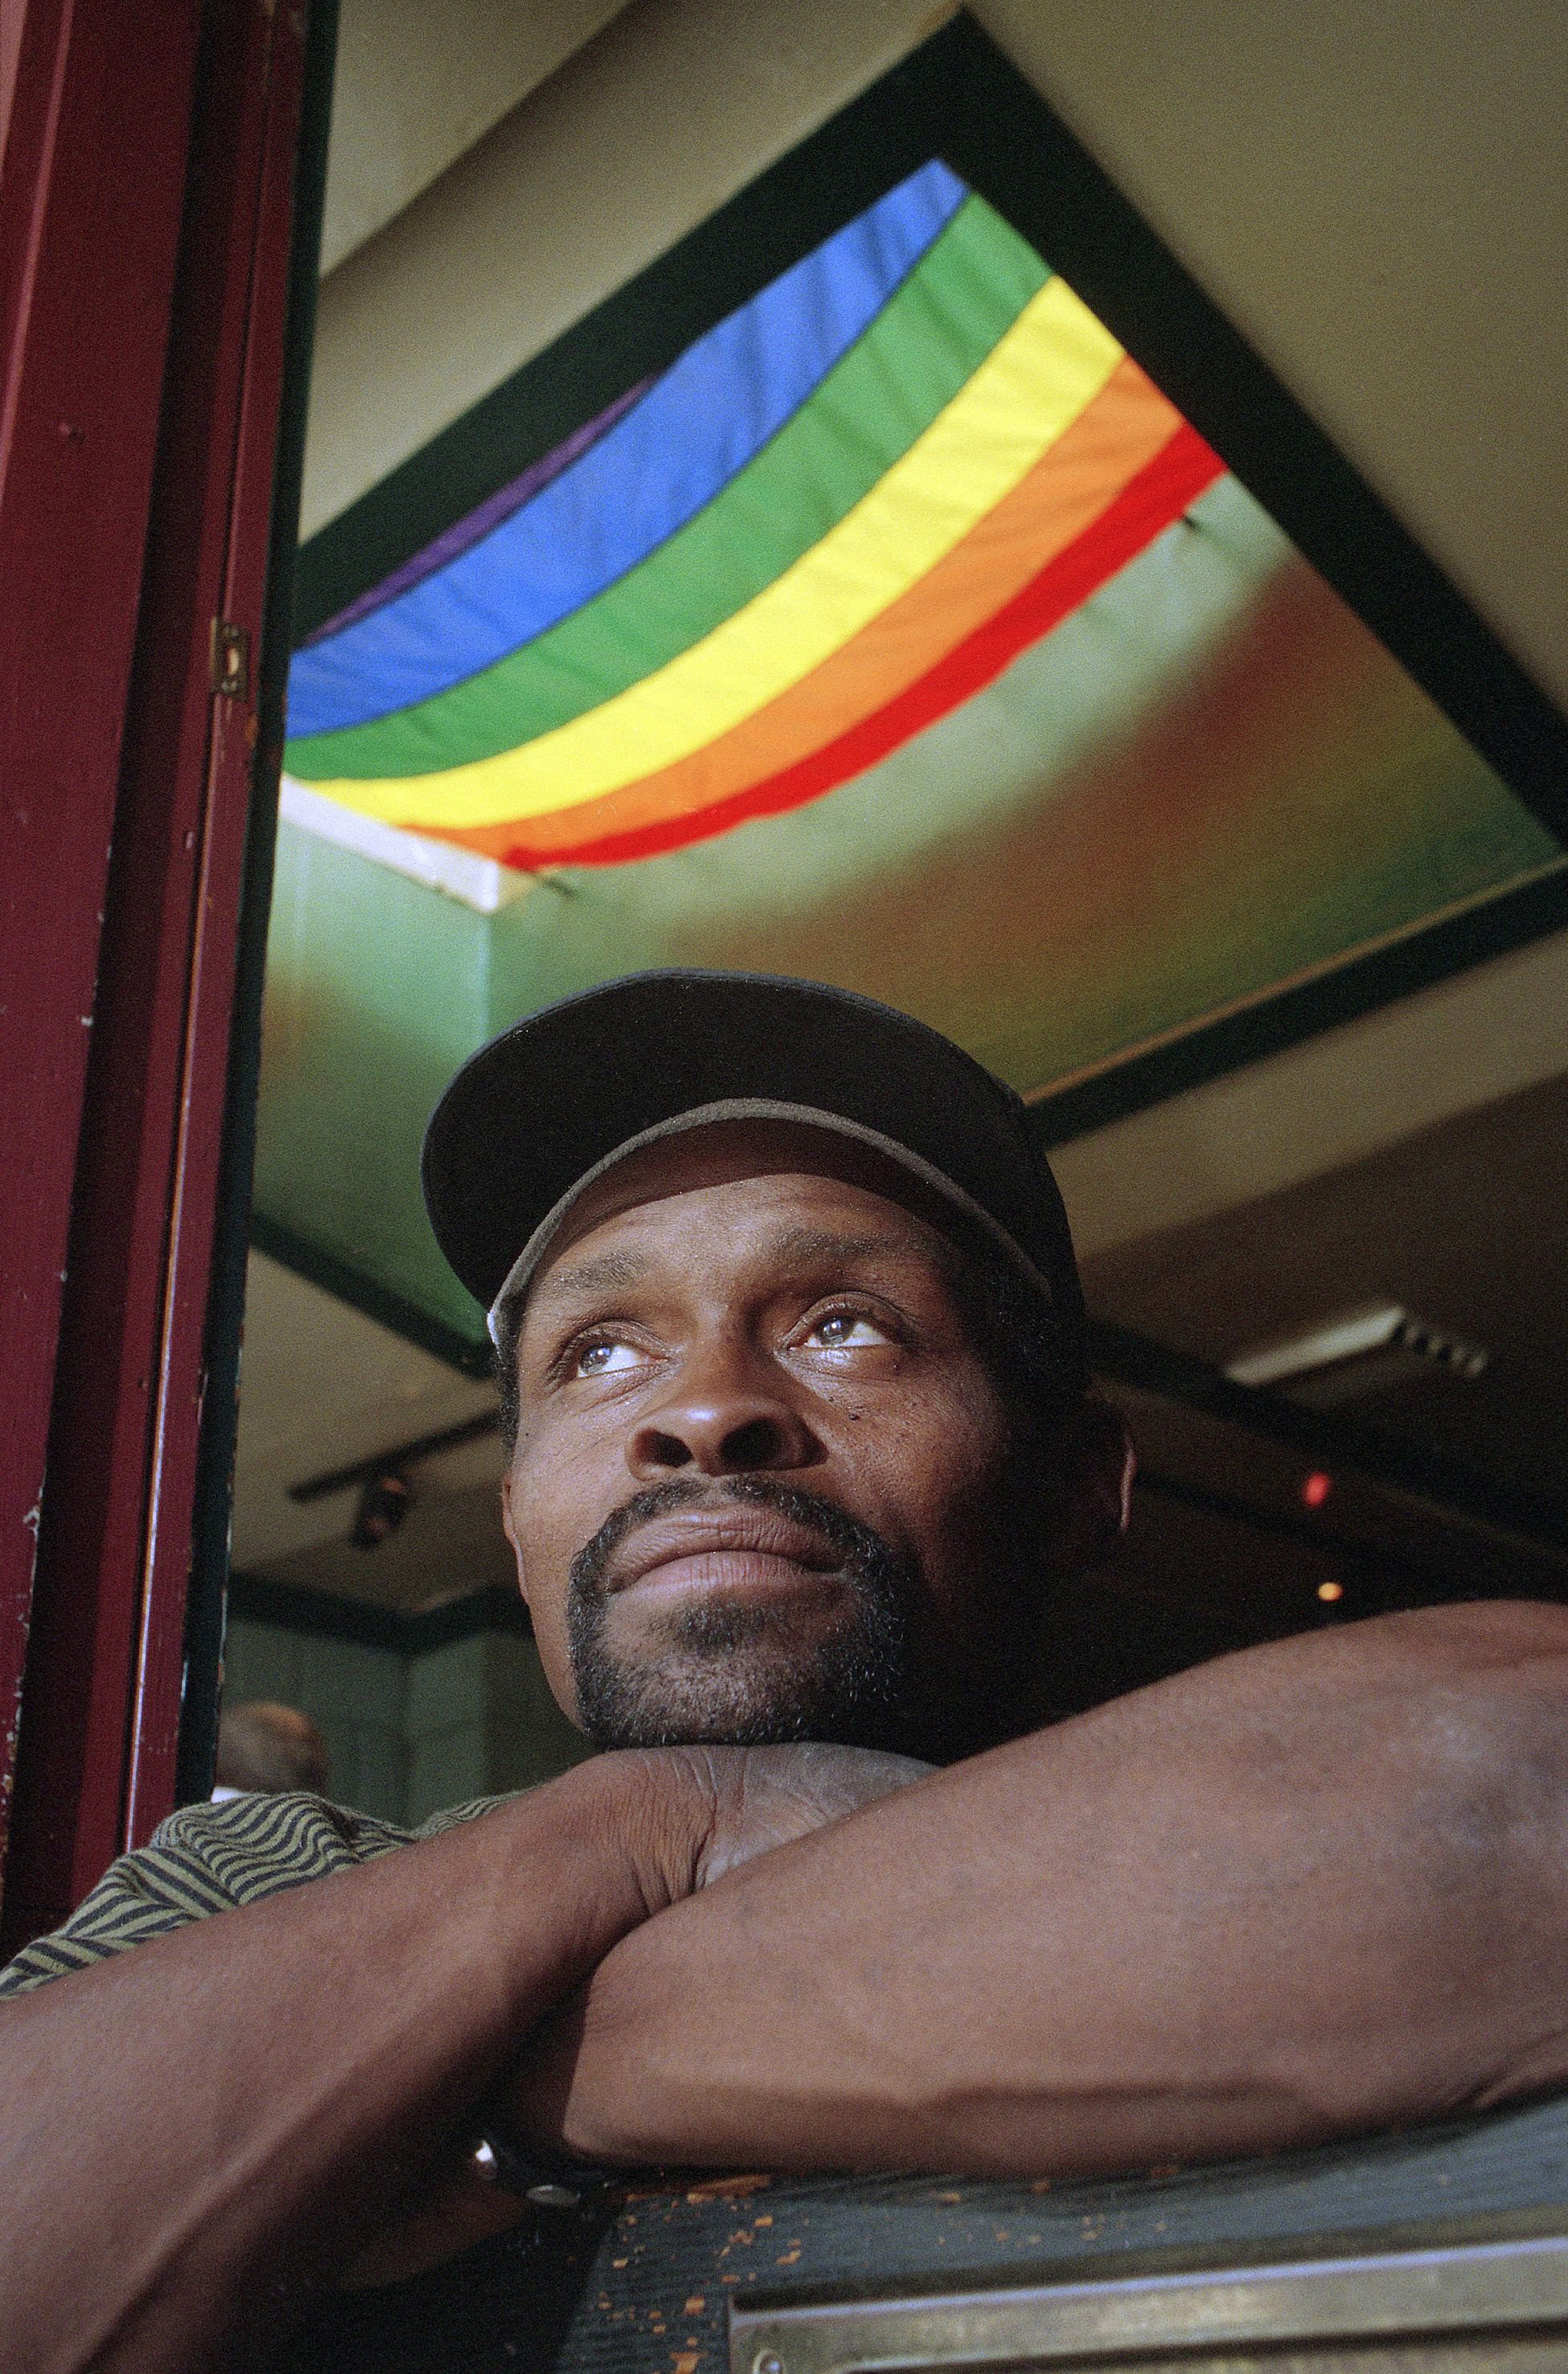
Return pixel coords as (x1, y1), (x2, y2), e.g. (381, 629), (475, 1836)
(312, 280), (1123, 831)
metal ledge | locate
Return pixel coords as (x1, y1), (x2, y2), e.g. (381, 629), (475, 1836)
(730, 2213), (1568, 2374)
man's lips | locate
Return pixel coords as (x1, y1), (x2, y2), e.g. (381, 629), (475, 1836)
(604, 1509), (846, 1599)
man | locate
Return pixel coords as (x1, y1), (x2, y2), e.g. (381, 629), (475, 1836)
(6, 969), (1568, 2374)
(213, 1701), (331, 1799)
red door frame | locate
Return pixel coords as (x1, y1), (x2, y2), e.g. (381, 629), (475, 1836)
(0, 0), (327, 1947)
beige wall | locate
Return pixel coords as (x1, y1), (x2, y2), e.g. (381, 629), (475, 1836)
(1053, 921), (1568, 1263)
(979, 0), (1568, 716)
(319, 0), (633, 273)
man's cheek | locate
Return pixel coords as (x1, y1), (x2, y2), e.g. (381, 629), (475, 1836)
(534, 1602), (586, 1725)
(506, 1496), (580, 1691)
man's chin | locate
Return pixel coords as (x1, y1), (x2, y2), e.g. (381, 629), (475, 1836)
(571, 1615), (918, 1750)
(577, 1644), (849, 1750)
(568, 1534), (916, 1750)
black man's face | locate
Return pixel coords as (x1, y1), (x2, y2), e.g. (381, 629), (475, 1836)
(500, 1127), (1028, 1755)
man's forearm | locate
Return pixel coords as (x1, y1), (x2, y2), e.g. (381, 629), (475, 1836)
(0, 1757), (697, 2374)
(514, 1605), (1568, 2179)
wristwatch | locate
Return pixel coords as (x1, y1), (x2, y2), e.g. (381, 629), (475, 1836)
(469, 2127), (615, 2211)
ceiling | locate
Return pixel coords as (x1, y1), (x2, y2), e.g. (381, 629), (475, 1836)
(317, 0), (632, 275)
(233, 1252), (496, 1576)
(235, 1), (1568, 1639)
(1083, 1071), (1568, 1506)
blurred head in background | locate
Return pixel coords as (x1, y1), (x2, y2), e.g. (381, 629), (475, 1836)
(214, 1701), (331, 1796)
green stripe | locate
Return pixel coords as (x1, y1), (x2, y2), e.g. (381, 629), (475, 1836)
(286, 196), (1048, 783)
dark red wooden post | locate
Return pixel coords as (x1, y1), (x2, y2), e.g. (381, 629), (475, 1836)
(0, 0), (319, 1944)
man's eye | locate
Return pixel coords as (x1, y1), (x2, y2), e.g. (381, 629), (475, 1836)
(573, 1338), (646, 1378)
(807, 1313), (888, 1352)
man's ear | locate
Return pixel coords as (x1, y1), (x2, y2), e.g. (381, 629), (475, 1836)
(498, 1470), (532, 1612)
(1037, 1394), (1135, 1575)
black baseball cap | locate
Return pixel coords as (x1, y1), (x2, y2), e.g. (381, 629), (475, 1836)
(422, 969), (1085, 1372)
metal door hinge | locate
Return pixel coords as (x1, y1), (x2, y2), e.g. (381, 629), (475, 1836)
(210, 619), (251, 700)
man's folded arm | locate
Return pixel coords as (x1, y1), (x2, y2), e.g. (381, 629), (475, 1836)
(513, 1602), (1568, 2179)
(0, 1752), (728, 2374)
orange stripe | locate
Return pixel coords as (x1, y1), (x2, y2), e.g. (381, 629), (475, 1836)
(429, 358), (1181, 866)
(502, 424), (1222, 870)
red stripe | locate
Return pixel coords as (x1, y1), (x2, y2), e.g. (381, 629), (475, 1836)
(494, 424), (1225, 870)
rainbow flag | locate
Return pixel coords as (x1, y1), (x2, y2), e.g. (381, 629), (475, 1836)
(284, 165), (1223, 871)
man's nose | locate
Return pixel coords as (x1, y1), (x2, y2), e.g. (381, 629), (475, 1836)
(627, 1341), (821, 1478)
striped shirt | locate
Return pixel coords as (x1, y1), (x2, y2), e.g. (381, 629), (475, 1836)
(0, 1791), (507, 1997)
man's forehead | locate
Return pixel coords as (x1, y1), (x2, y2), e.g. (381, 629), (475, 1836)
(536, 1212), (937, 1303)
(525, 1126), (967, 1309)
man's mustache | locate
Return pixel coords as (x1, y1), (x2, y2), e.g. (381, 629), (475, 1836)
(568, 1474), (895, 1606)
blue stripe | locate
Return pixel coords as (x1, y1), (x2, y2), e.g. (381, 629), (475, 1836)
(285, 161), (968, 738)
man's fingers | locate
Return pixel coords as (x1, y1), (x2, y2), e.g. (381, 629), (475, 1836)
(786, 1745), (933, 1809)
(697, 1745), (933, 1885)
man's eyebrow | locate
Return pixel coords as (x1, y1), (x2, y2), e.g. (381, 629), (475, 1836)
(763, 1225), (932, 1270)
(536, 1248), (653, 1303)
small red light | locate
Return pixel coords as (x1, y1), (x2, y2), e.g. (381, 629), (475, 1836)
(1302, 1471), (1332, 1509)
(1317, 1580), (1344, 1603)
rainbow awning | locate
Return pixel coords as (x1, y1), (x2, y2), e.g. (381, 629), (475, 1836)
(284, 165), (1222, 870)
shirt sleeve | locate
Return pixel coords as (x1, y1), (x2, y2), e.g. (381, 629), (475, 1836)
(0, 1790), (423, 1998)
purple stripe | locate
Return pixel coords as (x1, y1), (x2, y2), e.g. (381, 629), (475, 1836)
(299, 380), (654, 649)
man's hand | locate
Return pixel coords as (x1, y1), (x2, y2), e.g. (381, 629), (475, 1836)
(687, 1743), (932, 1886)
(341, 1743), (928, 2290)
(604, 1740), (931, 1904)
